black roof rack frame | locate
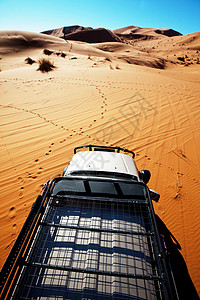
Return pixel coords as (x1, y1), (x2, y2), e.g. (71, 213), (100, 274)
(0, 176), (176, 300)
(74, 144), (135, 158)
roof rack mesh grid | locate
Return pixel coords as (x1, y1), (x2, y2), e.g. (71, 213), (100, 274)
(11, 183), (164, 299)
(1, 177), (171, 299)
(14, 267), (160, 299)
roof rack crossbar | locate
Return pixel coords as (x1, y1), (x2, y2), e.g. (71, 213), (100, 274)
(74, 144), (135, 158)
(27, 262), (162, 281)
(40, 222), (153, 236)
(52, 194), (147, 204)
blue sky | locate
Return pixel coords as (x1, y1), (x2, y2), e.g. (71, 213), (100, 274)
(0, 0), (199, 35)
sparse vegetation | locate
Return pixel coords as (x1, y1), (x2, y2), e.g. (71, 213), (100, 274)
(109, 64), (113, 70)
(61, 52), (66, 58)
(43, 49), (54, 56)
(125, 59), (131, 64)
(116, 64), (120, 70)
(56, 52), (61, 56)
(37, 58), (56, 73)
(25, 57), (35, 65)
(177, 56), (185, 62)
(105, 57), (111, 62)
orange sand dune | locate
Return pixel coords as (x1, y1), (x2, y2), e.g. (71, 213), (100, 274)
(0, 30), (200, 297)
(113, 25), (182, 38)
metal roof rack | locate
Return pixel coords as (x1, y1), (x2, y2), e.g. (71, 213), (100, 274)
(74, 144), (135, 158)
(0, 177), (174, 299)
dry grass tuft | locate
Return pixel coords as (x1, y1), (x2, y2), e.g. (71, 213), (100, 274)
(37, 58), (56, 73)
(25, 57), (35, 65)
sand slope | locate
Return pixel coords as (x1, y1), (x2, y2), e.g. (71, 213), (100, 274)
(0, 30), (68, 52)
(0, 30), (200, 297)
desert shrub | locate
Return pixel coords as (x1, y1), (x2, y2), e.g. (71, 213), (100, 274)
(177, 56), (185, 62)
(105, 57), (111, 62)
(56, 52), (61, 56)
(37, 58), (56, 73)
(61, 52), (66, 58)
(43, 49), (54, 56)
(25, 57), (35, 65)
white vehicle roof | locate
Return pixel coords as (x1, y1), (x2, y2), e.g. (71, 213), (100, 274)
(65, 151), (139, 179)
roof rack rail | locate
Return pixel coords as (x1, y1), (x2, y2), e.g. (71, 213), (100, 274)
(74, 144), (135, 158)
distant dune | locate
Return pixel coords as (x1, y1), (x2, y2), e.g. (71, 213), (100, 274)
(39, 25), (200, 69)
(0, 25), (200, 298)
(43, 27), (121, 43)
(154, 28), (182, 37)
(42, 25), (92, 39)
(42, 25), (182, 43)
(62, 28), (121, 43)
(113, 25), (182, 38)
(112, 26), (140, 35)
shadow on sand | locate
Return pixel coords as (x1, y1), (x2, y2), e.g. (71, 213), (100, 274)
(155, 214), (199, 300)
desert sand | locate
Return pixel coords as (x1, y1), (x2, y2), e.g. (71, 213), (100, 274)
(0, 28), (200, 297)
